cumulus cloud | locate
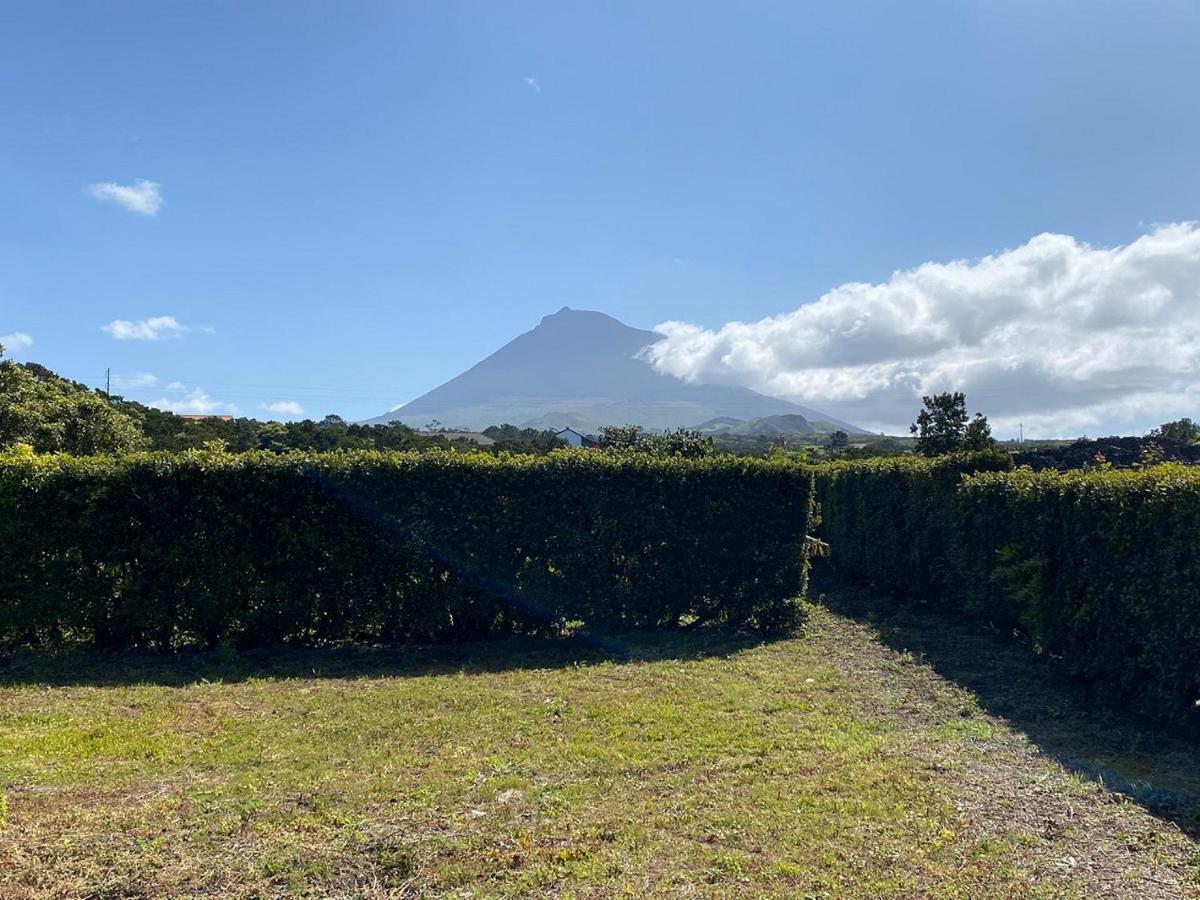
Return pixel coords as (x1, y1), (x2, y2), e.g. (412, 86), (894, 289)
(147, 385), (237, 416)
(645, 224), (1200, 437)
(87, 179), (163, 216)
(102, 316), (188, 341)
(262, 400), (305, 418)
(110, 371), (158, 389)
(1, 332), (33, 353)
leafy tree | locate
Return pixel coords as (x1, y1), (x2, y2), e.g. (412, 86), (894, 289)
(599, 424), (652, 452)
(655, 428), (714, 458)
(911, 392), (969, 455)
(481, 424), (567, 453)
(910, 392), (992, 456)
(1151, 418), (1200, 444)
(767, 446), (810, 464)
(599, 424), (713, 458)
(0, 346), (147, 454)
(828, 430), (850, 452)
(962, 413), (995, 451)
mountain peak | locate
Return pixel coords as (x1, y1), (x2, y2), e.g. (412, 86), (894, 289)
(364, 309), (863, 433)
(539, 305), (628, 327)
(540, 305), (575, 324)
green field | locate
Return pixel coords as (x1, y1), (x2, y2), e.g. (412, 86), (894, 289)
(2, 568), (1198, 898)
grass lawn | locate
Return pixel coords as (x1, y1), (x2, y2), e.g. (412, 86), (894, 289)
(2, 567), (1199, 898)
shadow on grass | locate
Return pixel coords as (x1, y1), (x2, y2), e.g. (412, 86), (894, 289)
(810, 562), (1200, 840)
(0, 625), (789, 690)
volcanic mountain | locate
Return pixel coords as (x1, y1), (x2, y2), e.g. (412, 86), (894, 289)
(364, 307), (862, 434)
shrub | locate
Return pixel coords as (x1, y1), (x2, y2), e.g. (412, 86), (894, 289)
(812, 452), (1012, 596)
(599, 425), (714, 458)
(955, 464), (1200, 725)
(0, 449), (814, 650)
(0, 358), (146, 455)
(814, 454), (1200, 726)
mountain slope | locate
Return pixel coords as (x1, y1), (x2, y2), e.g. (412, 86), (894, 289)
(729, 414), (816, 436)
(365, 307), (864, 433)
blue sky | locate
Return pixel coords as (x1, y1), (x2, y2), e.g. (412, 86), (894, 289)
(3, 1), (1199, 434)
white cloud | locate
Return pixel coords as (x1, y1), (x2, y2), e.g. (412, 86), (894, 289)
(87, 179), (163, 216)
(102, 316), (188, 341)
(1, 332), (33, 353)
(147, 386), (237, 416)
(111, 371), (158, 389)
(523, 76), (541, 93)
(262, 400), (305, 418)
(646, 223), (1200, 438)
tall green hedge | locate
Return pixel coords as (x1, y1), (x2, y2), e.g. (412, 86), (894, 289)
(814, 452), (1012, 596)
(955, 465), (1200, 725)
(0, 450), (814, 650)
(814, 455), (1200, 726)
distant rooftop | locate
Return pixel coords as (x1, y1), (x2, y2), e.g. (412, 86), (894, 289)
(432, 430), (495, 446)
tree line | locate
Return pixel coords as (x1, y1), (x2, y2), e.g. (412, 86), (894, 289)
(4, 342), (1196, 463)
(0, 346), (565, 456)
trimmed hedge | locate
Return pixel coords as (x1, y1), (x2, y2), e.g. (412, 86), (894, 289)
(956, 465), (1200, 726)
(0, 450), (814, 650)
(814, 455), (1200, 726)
(813, 452), (1013, 597)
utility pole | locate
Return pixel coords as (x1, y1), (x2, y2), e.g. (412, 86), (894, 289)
(105, 368), (111, 399)
(1019, 423), (1023, 444)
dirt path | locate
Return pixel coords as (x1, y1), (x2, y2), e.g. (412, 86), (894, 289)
(809, 563), (1200, 898)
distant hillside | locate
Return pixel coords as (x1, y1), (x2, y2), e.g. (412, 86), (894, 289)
(365, 307), (865, 433)
(731, 414), (818, 436)
(693, 416), (747, 434)
(695, 413), (859, 438)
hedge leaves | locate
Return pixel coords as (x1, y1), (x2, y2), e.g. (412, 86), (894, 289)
(0, 449), (814, 650)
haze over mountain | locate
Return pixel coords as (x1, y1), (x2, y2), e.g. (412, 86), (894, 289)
(365, 308), (862, 434)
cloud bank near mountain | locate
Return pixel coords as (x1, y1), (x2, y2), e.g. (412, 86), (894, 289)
(646, 224), (1200, 437)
